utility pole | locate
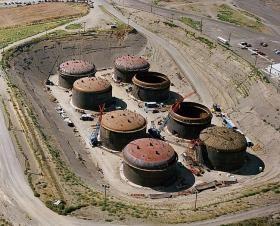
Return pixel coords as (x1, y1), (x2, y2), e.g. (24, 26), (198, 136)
(83, 22), (86, 33)
(228, 32), (231, 45)
(200, 18), (203, 33)
(102, 184), (110, 207)
(8, 118), (11, 131)
(269, 61), (274, 77)
(194, 191), (198, 210)
(254, 54), (258, 67)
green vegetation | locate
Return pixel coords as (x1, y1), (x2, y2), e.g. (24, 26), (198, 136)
(0, 18), (73, 49)
(180, 17), (201, 30)
(65, 23), (83, 30)
(217, 4), (263, 31)
(0, 218), (13, 226)
(195, 36), (215, 49)
(163, 21), (178, 28)
(152, 0), (160, 5)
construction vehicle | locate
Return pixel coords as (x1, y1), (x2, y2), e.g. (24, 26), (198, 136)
(148, 91), (196, 139)
(90, 104), (105, 146)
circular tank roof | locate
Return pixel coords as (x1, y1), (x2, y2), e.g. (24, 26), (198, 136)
(123, 138), (177, 170)
(199, 126), (247, 152)
(114, 55), (150, 72)
(132, 71), (170, 89)
(101, 110), (146, 133)
(73, 77), (111, 93)
(170, 101), (212, 124)
(59, 60), (95, 76)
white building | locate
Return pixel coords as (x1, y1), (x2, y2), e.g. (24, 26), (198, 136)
(266, 63), (280, 78)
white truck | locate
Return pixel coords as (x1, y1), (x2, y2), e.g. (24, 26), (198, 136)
(217, 36), (229, 46)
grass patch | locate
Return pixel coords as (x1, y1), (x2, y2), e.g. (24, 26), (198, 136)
(0, 218), (13, 226)
(0, 18), (73, 49)
(180, 17), (201, 30)
(163, 21), (178, 28)
(195, 36), (215, 49)
(65, 23), (83, 30)
(152, 0), (161, 5)
(217, 4), (263, 31)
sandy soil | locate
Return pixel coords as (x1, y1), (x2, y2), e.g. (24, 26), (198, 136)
(0, 3), (88, 28)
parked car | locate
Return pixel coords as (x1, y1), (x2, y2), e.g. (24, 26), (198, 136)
(257, 51), (266, 56)
(80, 114), (94, 121)
(65, 118), (74, 127)
(260, 42), (268, 47)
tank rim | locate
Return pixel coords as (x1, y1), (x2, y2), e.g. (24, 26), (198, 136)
(170, 101), (212, 124)
(132, 72), (170, 90)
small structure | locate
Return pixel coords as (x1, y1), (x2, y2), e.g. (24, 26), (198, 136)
(199, 126), (247, 171)
(58, 60), (96, 89)
(100, 110), (147, 151)
(167, 102), (212, 139)
(122, 138), (178, 187)
(114, 55), (150, 83)
(266, 63), (280, 78)
(72, 77), (112, 110)
(132, 71), (171, 102)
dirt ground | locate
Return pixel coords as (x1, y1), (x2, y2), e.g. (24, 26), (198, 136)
(0, 3), (88, 28)
(117, 2), (280, 205)
(1, 1), (280, 224)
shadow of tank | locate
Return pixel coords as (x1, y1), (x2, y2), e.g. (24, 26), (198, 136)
(72, 77), (112, 110)
(132, 71), (171, 102)
(231, 152), (265, 175)
(122, 138), (178, 187)
(113, 55), (150, 83)
(100, 110), (147, 151)
(167, 102), (212, 139)
(199, 126), (248, 171)
(58, 59), (96, 89)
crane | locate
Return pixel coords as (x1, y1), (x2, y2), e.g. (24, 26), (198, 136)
(90, 104), (105, 146)
(148, 91), (196, 139)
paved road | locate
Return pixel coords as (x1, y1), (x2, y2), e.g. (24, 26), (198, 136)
(112, 0), (280, 66)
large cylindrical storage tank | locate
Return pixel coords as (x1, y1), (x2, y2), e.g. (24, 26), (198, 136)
(167, 102), (212, 139)
(72, 77), (112, 110)
(114, 55), (150, 83)
(132, 72), (170, 102)
(199, 126), (247, 171)
(100, 110), (147, 151)
(123, 138), (178, 187)
(58, 60), (96, 89)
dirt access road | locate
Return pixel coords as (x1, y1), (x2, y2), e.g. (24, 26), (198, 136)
(0, 1), (277, 225)
(0, 71), (97, 226)
(104, 0), (212, 105)
(0, 4), (111, 225)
